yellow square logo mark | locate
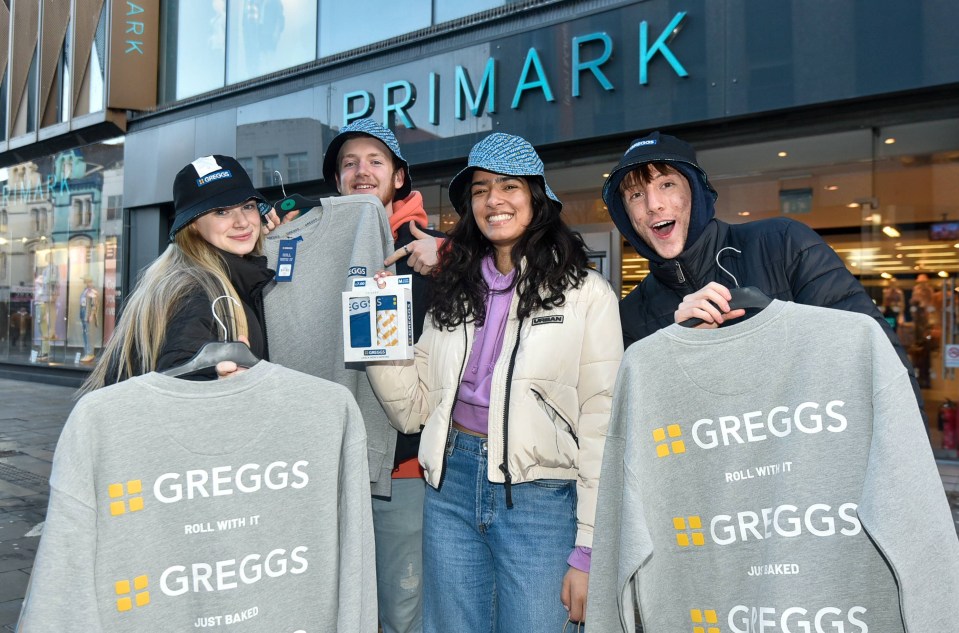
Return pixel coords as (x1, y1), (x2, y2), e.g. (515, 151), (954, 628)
(674, 515), (706, 547)
(115, 575), (150, 612)
(653, 424), (686, 458)
(108, 480), (145, 516)
(690, 608), (720, 633)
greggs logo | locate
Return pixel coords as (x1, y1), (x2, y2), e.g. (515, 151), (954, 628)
(109, 480), (144, 516)
(106, 460), (309, 515)
(195, 170), (232, 186)
(115, 575), (150, 612)
(671, 502), (860, 548)
(113, 546), (308, 614)
(653, 401), (847, 458)
(725, 605), (868, 633)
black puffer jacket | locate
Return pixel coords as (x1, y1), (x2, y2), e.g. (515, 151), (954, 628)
(106, 251), (274, 384)
(618, 217), (925, 418)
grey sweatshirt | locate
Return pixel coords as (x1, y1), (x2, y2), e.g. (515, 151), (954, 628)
(588, 300), (959, 633)
(262, 194), (396, 496)
(17, 361), (376, 632)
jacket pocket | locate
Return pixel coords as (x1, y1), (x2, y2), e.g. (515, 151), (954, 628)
(531, 386), (578, 447)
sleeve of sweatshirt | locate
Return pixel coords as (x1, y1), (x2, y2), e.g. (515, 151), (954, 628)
(586, 357), (652, 633)
(856, 323), (959, 630)
(17, 407), (101, 632)
(336, 395), (379, 633)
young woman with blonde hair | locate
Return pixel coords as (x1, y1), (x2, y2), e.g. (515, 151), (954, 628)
(82, 155), (274, 391)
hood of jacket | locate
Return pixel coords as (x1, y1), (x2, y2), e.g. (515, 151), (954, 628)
(607, 161), (717, 266)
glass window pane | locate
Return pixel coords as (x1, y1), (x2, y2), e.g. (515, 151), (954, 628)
(227, 0), (317, 84)
(176, 0), (226, 99)
(0, 139), (124, 366)
(319, 0), (429, 58)
(434, 0), (507, 24)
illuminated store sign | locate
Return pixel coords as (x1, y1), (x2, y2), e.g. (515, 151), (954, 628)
(342, 11), (689, 129)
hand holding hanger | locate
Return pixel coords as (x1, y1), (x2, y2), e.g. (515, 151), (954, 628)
(677, 246), (771, 328)
(162, 296), (261, 377)
(675, 281), (747, 327)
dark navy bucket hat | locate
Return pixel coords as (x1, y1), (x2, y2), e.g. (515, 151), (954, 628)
(170, 155), (268, 241)
(322, 119), (412, 201)
(447, 132), (561, 214)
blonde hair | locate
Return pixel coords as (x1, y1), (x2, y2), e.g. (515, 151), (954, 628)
(80, 224), (264, 394)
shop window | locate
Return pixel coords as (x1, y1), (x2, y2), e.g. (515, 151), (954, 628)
(72, 197), (93, 230)
(286, 152), (309, 183)
(258, 155), (279, 188)
(0, 209), (7, 232)
(434, 0), (508, 24)
(237, 157), (253, 178)
(172, 0), (227, 100)
(30, 209), (40, 234)
(106, 195), (123, 221)
(319, 0), (430, 58)
(0, 252), (6, 279)
(226, 0), (316, 84)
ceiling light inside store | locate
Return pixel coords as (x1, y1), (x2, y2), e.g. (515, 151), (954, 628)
(881, 272), (893, 279)
(897, 254), (904, 259)
(882, 226), (901, 238)
(847, 203), (860, 208)
(777, 151), (788, 157)
(602, 173), (609, 178)
(884, 138), (896, 145)
(824, 185), (839, 191)
(738, 211), (751, 216)
(0, 237), (6, 245)
(939, 271), (950, 278)
(20, 237), (27, 243)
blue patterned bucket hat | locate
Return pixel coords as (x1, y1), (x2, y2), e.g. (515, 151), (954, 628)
(448, 132), (562, 214)
(322, 118), (412, 200)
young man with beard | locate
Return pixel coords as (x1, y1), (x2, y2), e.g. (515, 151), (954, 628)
(602, 130), (924, 415)
(321, 119), (444, 633)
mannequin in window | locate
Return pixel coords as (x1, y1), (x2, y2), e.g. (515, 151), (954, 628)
(79, 276), (99, 363)
(34, 256), (60, 362)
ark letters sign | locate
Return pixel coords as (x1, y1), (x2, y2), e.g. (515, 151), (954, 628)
(108, 0), (159, 110)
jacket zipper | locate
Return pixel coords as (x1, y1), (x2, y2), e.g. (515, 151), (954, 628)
(437, 323), (470, 491)
(499, 316), (524, 509)
(674, 260), (686, 284)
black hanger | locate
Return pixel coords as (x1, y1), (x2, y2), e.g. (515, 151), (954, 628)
(271, 170), (322, 219)
(162, 296), (261, 377)
(680, 246), (771, 328)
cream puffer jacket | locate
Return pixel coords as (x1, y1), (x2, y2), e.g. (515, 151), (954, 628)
(367, 269), (623, 548)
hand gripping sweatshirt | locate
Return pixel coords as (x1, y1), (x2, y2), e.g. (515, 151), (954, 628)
(587, 300), (959, 633)
(17, 361), (376, 632)
(261, 194), (397, 496)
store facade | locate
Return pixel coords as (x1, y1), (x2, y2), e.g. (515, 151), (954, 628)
(5, 0), (959, 455)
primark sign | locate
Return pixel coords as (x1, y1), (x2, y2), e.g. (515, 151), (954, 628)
(328, 7), (703, 151)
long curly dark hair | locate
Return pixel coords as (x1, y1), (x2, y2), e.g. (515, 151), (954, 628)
(429, 176), (588, 328)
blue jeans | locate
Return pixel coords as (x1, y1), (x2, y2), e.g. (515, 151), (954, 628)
(422, 429), (576, 633)
(373, 477), (425, 633)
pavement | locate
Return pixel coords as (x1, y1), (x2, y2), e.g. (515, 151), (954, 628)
(0, 378), (956, 631)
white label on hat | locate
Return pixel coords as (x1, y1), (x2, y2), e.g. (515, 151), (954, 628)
(192, 156), (223, 177)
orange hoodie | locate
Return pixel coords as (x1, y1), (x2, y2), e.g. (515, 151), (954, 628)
(390, 191), (428, 239)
